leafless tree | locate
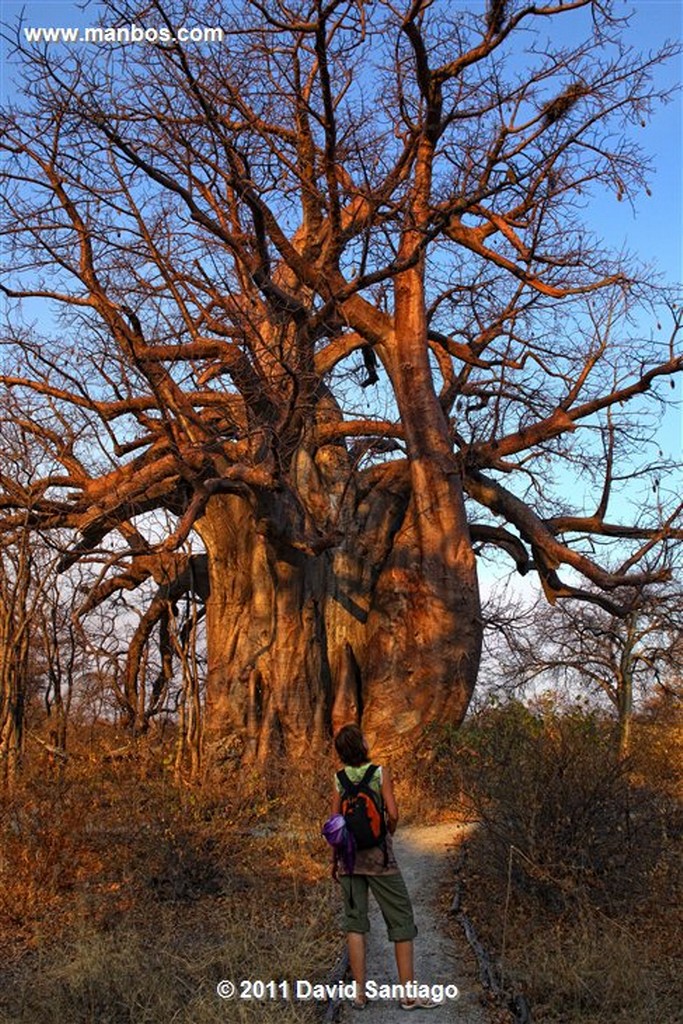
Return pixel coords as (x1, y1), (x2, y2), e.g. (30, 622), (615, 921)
(168, 583), (205, 782)
(0, 411), (65, 783)
(35, 572), (77, 758)
(491, 577), (683, 756)
(0, 527), (35, 785)
(0, 0), (681, 763)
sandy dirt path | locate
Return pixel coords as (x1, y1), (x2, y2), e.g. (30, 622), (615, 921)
(338, 822), (493, 1022)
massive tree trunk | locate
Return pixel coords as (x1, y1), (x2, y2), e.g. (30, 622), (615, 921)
(196, 493), (332, 763)
(197, 488), (481, 764)
(196, 337), (482, 763)
(362, 264), (481, 753)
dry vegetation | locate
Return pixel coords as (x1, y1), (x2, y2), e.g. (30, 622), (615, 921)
(2, 699), (680, 1024)
(416, 699), (682, 1024)
(0, 734), (341, 1024)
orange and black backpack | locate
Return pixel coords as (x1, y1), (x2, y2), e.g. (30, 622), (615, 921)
(337, 764), (387, 853)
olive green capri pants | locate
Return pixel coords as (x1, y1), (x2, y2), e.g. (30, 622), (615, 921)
(340, 872), (418, 943)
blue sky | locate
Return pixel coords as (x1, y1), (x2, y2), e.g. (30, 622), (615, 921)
(2, 0), (679, 292)
(2, 7), (679, 329)
(590, 2), (682, 465)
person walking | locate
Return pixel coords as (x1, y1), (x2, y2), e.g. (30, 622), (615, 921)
(328, 723), (438, 1011)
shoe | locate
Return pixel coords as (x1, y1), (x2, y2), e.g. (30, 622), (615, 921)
(352, 998), (367, 1010)
(400, 996), (440, 1010)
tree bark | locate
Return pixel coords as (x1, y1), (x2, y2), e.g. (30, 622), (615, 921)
(196, 494), (331, 763)
(196, 435), (481, 763)
(362, 264), (482, 756)
(617, 649), (634, 759)
(0, 604), (29, 789)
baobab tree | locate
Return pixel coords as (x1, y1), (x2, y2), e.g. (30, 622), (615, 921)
(0, 0), (681, 763)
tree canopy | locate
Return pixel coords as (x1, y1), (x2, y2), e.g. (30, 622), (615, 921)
(1, 0), (681, 760)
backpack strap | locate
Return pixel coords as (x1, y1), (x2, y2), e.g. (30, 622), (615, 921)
(337, 764), (379, 794)
(359, 765), (388, 866)
(359, 763), (380, 789)
(337, 764), (388, 876)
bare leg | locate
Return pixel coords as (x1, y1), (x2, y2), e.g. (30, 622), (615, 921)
(394, 939), (415, 986)
(347, 932), (367, 1004)
(396, 940), (439, 1008)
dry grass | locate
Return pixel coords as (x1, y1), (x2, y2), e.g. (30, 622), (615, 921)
(0, 734), (342, 1024)
(3, 707), (680, 1024)
(508, 911), (681, 1024)
(427, 702), (683, 1024)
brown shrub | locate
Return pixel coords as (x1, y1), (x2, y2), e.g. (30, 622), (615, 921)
(436, 700), (682, 1024)
(0, 733), (339, 1024)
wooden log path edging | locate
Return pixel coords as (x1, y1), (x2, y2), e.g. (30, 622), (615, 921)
(322, 948), (349, 1023)
(450, 844), (533, 1024)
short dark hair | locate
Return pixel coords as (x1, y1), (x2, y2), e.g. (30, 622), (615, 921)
(334, 724), (369, 767)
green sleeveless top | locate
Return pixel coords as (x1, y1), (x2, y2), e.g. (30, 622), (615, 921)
(334, 762), (382, 794)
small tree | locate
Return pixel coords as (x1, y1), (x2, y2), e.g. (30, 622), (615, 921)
(493, 583), (683, 756)
(0, 416), (64, 783)
(0, 526), (34, 785)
